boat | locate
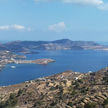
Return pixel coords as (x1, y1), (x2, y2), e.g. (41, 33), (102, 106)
(11, 66), (16, 69)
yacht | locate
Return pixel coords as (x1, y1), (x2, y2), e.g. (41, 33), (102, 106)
(11, 66), (16, 69)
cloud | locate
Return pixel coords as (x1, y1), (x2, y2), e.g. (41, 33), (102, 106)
(98, 3), (108, 10)
(0, 26), (9, 30)
(34, 0), (108, 10)
(63, 0), (103, 6)
(34, 0), (103, 5)
(11, 24), (25, 30)
(0, 24), (31, 31)
(48, 22), (66, 32)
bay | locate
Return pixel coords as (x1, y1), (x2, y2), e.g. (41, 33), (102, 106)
(0, 50), (108, 86)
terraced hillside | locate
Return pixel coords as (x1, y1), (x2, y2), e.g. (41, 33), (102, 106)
(0, 68), (108, 108)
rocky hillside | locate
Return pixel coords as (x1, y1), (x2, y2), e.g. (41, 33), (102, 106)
(0, 39), (106, 53)
(0, 67), (108, 108)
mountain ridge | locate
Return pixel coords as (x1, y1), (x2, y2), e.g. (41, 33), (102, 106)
(0, 39), (106, 52)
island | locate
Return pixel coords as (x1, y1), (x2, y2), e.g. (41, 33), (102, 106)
(0, 39), (108, 53)
(13, 58), (55, 65)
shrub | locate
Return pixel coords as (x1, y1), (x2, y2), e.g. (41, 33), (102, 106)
(71, 90), (77, 96)
(84, 102), (96, 108)
(0, 93), (18, 108)
(103, 77), (108, 84)
(17, 89), (24, 97)
(6, 93), (18, 107)
(50, 101), (57, 106)
(67, 102), (73, 107)
(103, 98), (108, 105)
(33, 101), (43, 107)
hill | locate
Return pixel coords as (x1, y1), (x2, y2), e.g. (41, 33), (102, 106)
(0, 67), (108, 108)
(1, 39), (107, 53)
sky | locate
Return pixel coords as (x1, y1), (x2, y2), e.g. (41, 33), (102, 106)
(0, 0), (108, 41)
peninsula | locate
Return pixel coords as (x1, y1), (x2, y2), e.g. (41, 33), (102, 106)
(0, 50), (55, 71)
(13, 58), (55, 65)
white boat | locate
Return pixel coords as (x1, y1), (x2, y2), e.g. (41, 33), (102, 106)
(11, 66), (16, 69)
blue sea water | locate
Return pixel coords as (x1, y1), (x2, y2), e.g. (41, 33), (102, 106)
(0, 50), (108, 86)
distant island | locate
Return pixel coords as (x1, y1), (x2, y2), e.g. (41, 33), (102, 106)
(0, 39), (108, 53)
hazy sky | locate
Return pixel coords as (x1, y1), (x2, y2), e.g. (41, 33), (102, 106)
(0, 0), (108, 41)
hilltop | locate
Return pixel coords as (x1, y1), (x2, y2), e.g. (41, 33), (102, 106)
(0, 67), (108, 108)
(0, 39), (107, 53)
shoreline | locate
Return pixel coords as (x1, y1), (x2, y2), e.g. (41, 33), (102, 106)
(0, 57), (55, 71)
(0, 70), (85, 87)
(1, 67), (107, 87)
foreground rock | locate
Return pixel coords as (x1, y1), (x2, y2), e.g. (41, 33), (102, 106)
(0, 68), (108, 108)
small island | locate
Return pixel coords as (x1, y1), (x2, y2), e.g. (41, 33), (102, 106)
(13, 58), (55, 65)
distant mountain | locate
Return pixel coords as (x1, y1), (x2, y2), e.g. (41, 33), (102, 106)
(52, 39), (99, 46)
(0, 39), (107, 52)
(97, 41), (108, 45)
(0, 43), (7, 51)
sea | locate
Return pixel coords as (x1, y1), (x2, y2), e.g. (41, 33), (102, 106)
(0, 50), (108, 86)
